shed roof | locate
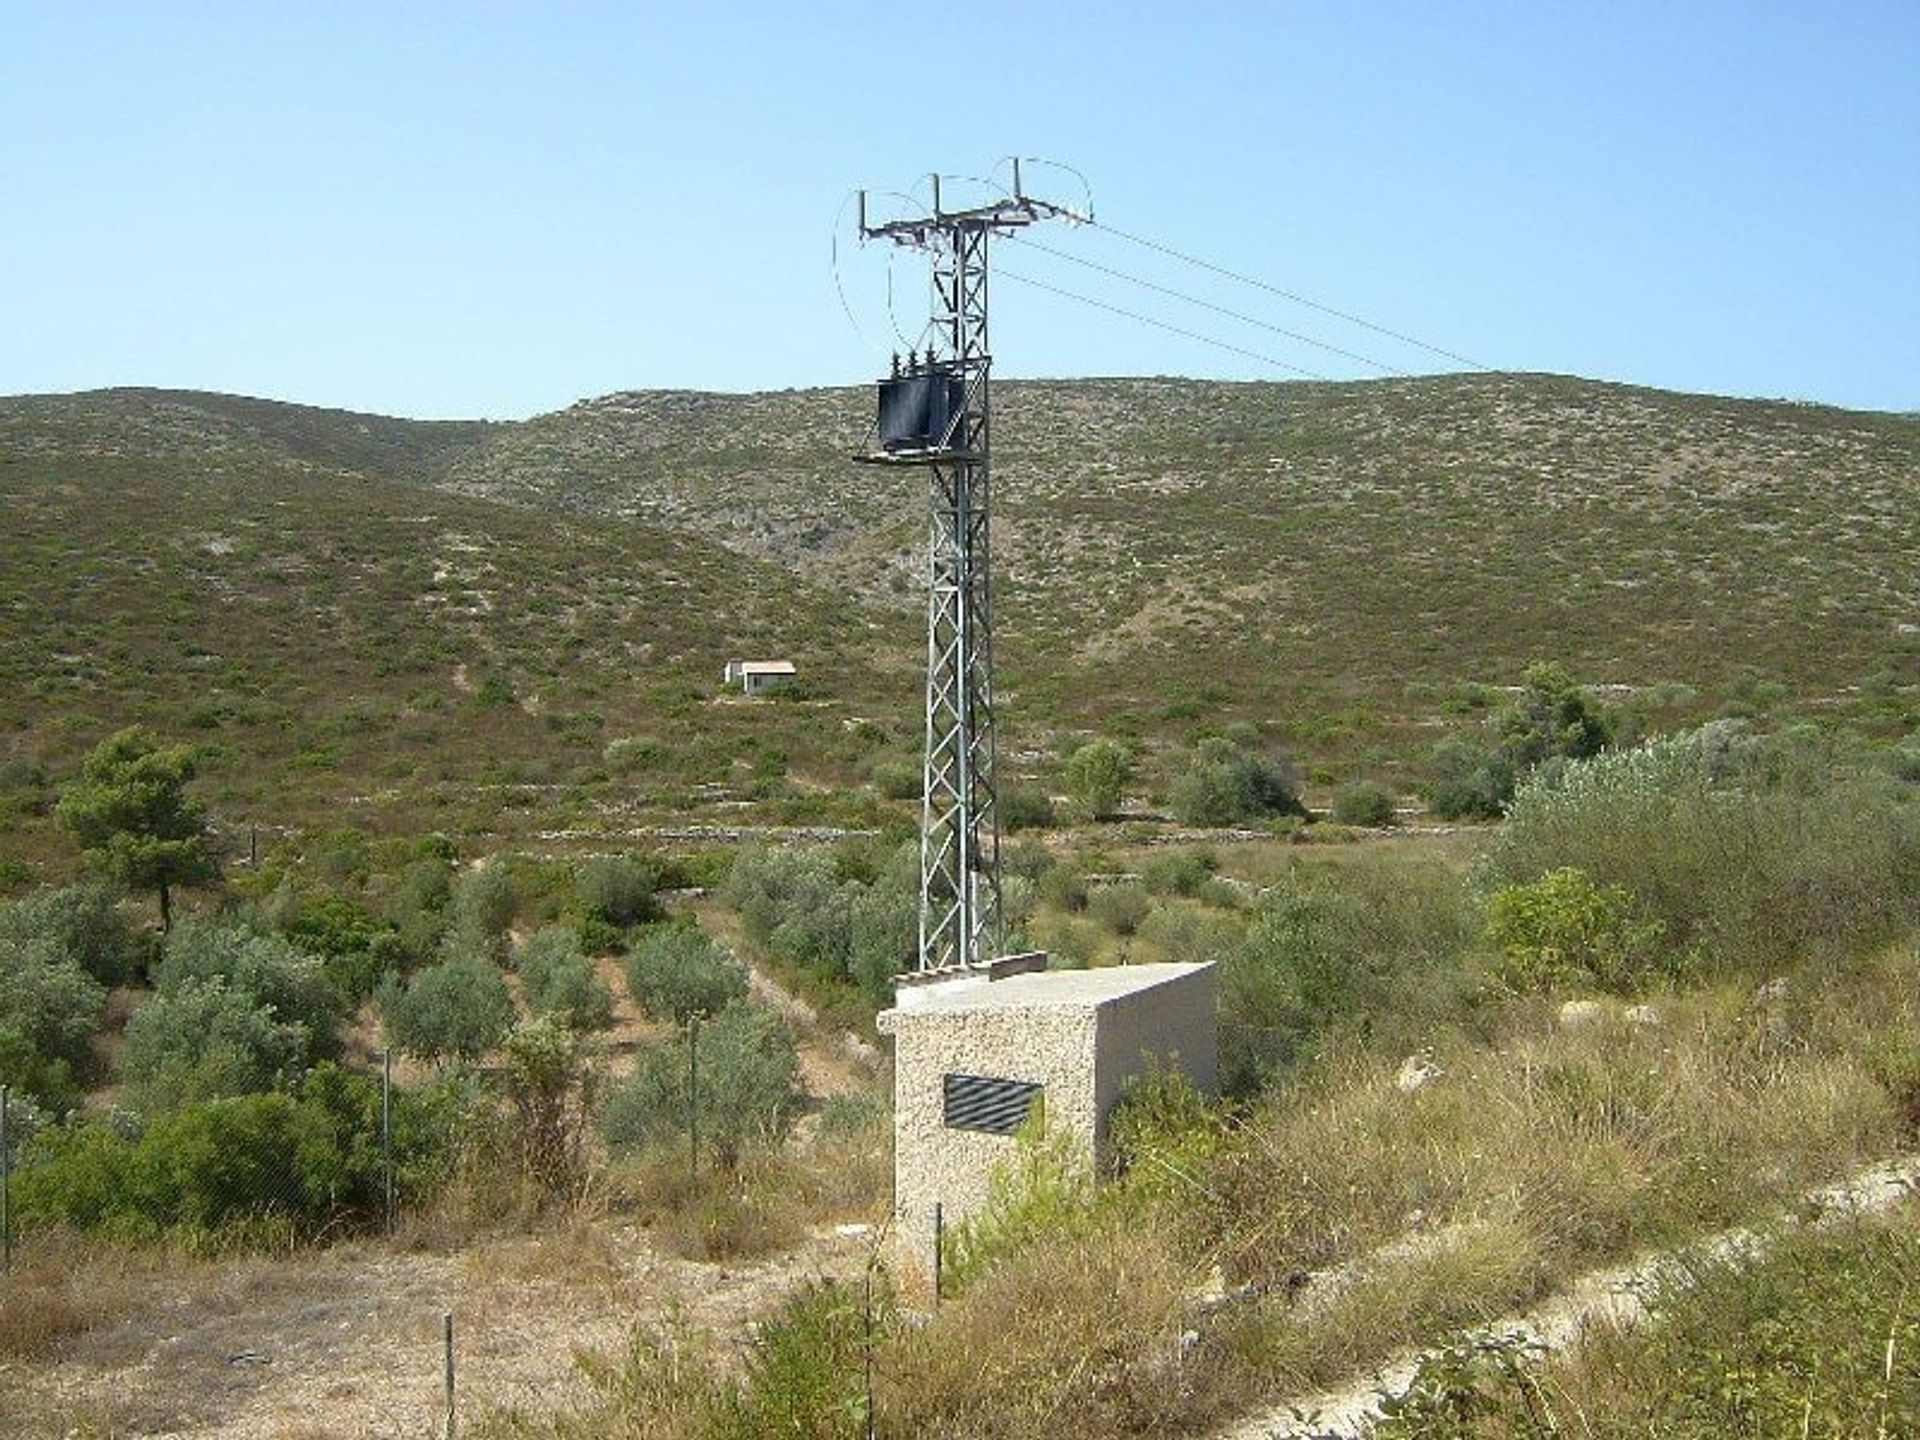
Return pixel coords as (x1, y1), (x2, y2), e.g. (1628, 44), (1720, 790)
(880, 962), (1212, 1026)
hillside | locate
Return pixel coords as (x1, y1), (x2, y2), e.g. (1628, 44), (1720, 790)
(3, 375), (1917, 871)
(0, 393), (908, 877)
(440, 376), (1920, 756)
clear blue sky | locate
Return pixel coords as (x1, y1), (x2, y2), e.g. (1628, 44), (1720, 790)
(4, 3), (1915, 418)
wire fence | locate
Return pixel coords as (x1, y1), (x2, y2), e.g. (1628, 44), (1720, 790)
(0, 1052), (418, 1271)
(0, 1057), (513, 1440)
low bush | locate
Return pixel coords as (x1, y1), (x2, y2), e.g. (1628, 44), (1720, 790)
(155, 920), (342, 1053)
(941, 1124), (1096, 1298)
(1065, 738), (1132, 819)
(12, 1064), (453, 1242)
(0, 883), (139, 986)
(379, 948), (515, 1063)
(1168, 738), (1307, 827)
(601, 1001), (802, 1168)
(1088, 882), (1151, 938)
(1330, 779), (1397, 827)
(1422, 734), (1514, 820)
(577, 854), (659, 929)
(1487, 724), (1920, 972)
(1485, 866), (1673, 994)
(516, 925), (614, 1032)
(0, 927), (106, 1111)
(999, 784), (1057, 832)
(622, 921), (747, 1024)
(120, 976), (314, 1107)
(1141, 848), (1217, 897)
(500, 1018), (599, 1209)
(448, 860), (516, 957)
(1216, 855), (1478, 1095)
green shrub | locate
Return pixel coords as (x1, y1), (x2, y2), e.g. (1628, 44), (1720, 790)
(1106, 1063), (1228, 1209)
(1089, 882), (1151, 937)
(1488, 725), (1920, 971)
(1037, 862), (1089, 913)
(1422, 734), (1514, 819)
(119, 976), (313, 1106)
(601, 1001), (802, 1167)
(1141, 848), (1218, 898)
(870, 758), (921, 801)
(154, 921), (342, 1053)
(1064, 738), (1132, 819)
(517, 925), (614, 1032)
(941, 1123), (1095, 1296)
(622, 921), (748, 1024)
(577, 854), (659, 928)
(272, 888), (392, 1002)
(1169, 737), (1306, 826)
(0, 883), (139, 986)
(535, 954), (616, 1033)
(999, 785), (1057, 832)
(449, 860), (516, 950)
(1484, 866), (1672, 993)
(1217, 858), (1477, 1095)
(724, 847), (853, 980)
(713, 1280), (872, 1439)
(846, 846), (917, 1001)
(379, 949), (515, 1063)
(1331, 779), (1398, 827)
(603, 734), (664, 773)
(0, 930), (106, 1111)
(500, 1017), (599, 1207)
(14, 1065), (448, 1241)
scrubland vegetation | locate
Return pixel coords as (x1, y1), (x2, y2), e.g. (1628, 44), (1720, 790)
(6, 690), (1919, 1438)
(4, 376), (1919, 1434)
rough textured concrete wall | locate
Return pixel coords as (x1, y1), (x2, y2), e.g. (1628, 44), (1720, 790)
(1092, 967), (1218, 1150)
(886, 1005), (1096, 1291)
(880, 963), (1216, 1294)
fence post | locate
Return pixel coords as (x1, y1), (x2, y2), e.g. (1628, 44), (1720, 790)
(443, 1309), (456, 1440)
(931, 1201), (942, 1309)
(2, 1084), (11, 1275)
(687, 1012), (700, 1186)
(381, 1048), (394, 1236)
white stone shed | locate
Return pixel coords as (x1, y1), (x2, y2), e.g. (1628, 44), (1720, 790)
(876, 961), (1216, 1290)
(721, 659), (796, 695)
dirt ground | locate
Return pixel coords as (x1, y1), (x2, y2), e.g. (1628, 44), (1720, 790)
(3, 939), (888, 1439)
(4, 1216), (881, 1438)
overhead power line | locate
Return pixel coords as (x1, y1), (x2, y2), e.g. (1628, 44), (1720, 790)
(1087, 217), (1492, 373)
(996, 268), (1331, 381)
(1006, 232), (1401, 376)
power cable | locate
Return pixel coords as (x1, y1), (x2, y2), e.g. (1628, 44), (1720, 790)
(1088, 217), (1492, 372)
(829, 190), (889, 360)
(996, 268), (1331, 381)
(1005, 231), (1401, 375)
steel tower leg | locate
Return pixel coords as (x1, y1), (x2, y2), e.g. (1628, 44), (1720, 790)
(918, 224), (1002, 973)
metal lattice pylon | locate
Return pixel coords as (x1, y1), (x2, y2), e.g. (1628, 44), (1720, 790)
(857, 170), (1082, 973)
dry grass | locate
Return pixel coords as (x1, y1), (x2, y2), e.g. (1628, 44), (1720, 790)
(600, 1103), (892, 1262)
(879, 1225), (1241, 1440)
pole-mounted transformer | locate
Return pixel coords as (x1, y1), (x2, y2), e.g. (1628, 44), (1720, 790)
(855, 164), (1085, 975)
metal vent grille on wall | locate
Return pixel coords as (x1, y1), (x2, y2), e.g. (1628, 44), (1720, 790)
(943, 1074), (1043, 1136)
